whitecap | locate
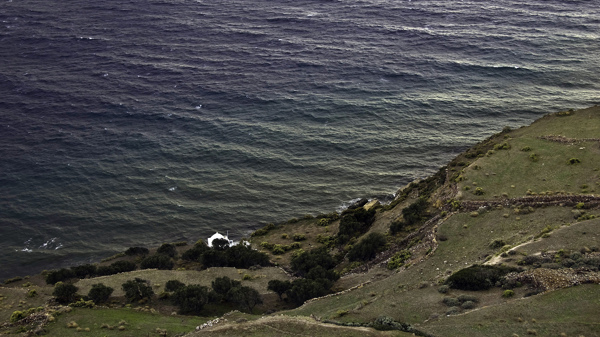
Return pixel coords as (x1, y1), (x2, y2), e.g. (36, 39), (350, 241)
(195, 105), (202, 109)
(20, 248), (32, 253)
(168, 186), (176, 191)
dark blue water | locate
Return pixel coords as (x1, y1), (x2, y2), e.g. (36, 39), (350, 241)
(1, 0), (598, 280)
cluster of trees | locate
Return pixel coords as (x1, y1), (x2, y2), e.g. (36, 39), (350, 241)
(266, 247), (339, 305)
(181, 241), (270, 269)
(163, 276), (262, 314)
(51, 282), (114, 305)
(337, 207), (376, 243)
(45, 260), (137, 285)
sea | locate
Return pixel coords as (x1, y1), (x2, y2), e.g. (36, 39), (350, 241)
(1, 0), (599, 280)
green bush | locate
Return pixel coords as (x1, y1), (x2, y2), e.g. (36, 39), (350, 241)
(348, 233), (387, 262)
(122, 278), (154, 302)
(171, 285), (209, 314)
(45, 268), (76, 285)
(290, 247), (336, 276)
(567, 158), (581, 164)
(227, 286), (263, 313)
(157, 243), (177, 258)
(53, 282), (79, 304)
(165, 280), (186, 292)
(110, 260), (137, 273)
(124, 247), (149, 256)
(71, 264), (97, 279)
(387, 250), (411, 270)
(95, 265), (116, 276)
(520, 146), (532, 152)
(337, 208), (376, 243)
(390, 198), (430, 234)
(140, 254), (174, 270)
(292, 233), (306, 241)
(474, 187), (484, 195)
(442, 297), (460, 307)
(211, 276), (241, 297)
(437, 285), (450, 294)
(446, 265), (519, 291)
(285, 278), (329, 305)
(87, 283), (113, 304)
(181, 242), (209, 261)
(502, 289), (515, 298)
(267, 280), (291, 300)
(529, 153), (539, 162)
(461, 301), (476, 309)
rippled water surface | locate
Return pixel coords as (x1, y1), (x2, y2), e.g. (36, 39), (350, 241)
(1, 0), (598, 279)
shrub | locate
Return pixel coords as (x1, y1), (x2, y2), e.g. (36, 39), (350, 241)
(71, 264), (97, 279)
(212, 276), (241, 297)
(267, 280), (291, 300)
(442, 297), (460, 307)
(27, 289), (37, 297)
(457, 294), (479, 303)
(124, 247), (149, 256)
(171, 285), (209, 314)
(165, 280), (186, 292)
(502, 289), (515, 298)
(489, 239), (506, 249)
(567, 158), (581, 164)
(10, 311), (26, 323)
(227, 286), (263, 313)
(140, 254), (174, 270)
(292, 234), (306, 241)
(110, 260), (137, 273)
(437, 285), (450, 294)
(461, 301), (476, 309)
(122, 278), (154, 302)
(157, 243), (177, 258)
(224, 244), (270, 268)
(445, 306), (460, 315)
(69, 299), (95, 308)
(446, 265), (519, 291)
(474, 187), (484, 195)
(317, 218), (330, 226)
(387, 250), (411, 270)
(494, 142), (511, 150)
(181, 242), (209, 261)
(520, 146), (532, 152)
(95, 265), (116, 276)
(285, 278), (329, 305)
(200, 249), (227, 267)
(338, 208), (376, 242)
(529, 153), (538, 162)
(348, 233), (387, 262)
(53, 282), (79, 304)
(87, 283), (113, 304)
(272, 245), (285, 255)
(290, 247), (336, 276)
(45, 268), (76, 285)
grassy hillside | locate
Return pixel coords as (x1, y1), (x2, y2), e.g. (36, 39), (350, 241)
(2, 106), (599, 336)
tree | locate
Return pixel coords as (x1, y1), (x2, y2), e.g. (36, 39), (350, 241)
(53, 282), (79, 304)
(200, 249), (227, 268)
(45, 268), (75, 285)
(290, 247), (336, 276)
(87, 283), (113, 304)
(211, 276), (241, 297)
(227, 286), (262, 313)
(181, 242), (209, 261)
(171, 285), (209, 314)
(122, 278), (154, 302)
(157, 243), (177, 258)
(110, 260), (137, 273)
(285, 279), (329, 305)
(124, 246), (149, 256)
(347, 232), (387, 261)
(70, 264), (97, 278)
(165, 280), (186, 292)
(140, 254), (174, 270)
(267, 280), (291, 301)
(212, 238), (230, 251)
(224, 244), (270, 269)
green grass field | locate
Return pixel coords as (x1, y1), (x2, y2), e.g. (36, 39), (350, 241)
(45, 307), (208, 337)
